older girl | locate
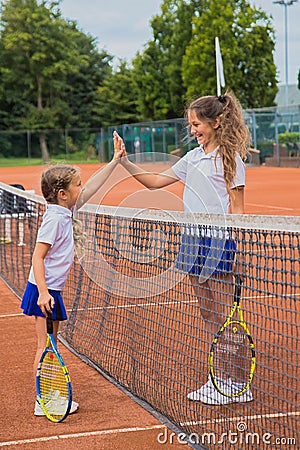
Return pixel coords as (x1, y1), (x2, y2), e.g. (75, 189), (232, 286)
(114, 92), (252, 405)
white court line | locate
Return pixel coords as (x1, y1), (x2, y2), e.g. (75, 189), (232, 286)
(0, 424), (165, 447)
(246, 203), (294, 211)
(0, 313), (24, 318)
(65, 292), (300, 313)
(2, 292), (299, 318)
(180, 410), (300, 427)
(66, 298), (199, 313)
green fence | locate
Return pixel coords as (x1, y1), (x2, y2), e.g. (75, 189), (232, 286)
(0, 128), (110, 165)
(245, 105), (300, 164)
(0, 105), (299, 166)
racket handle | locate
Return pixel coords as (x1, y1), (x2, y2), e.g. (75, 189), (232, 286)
(234, 274), (242, 302)
(46, 316), (53, 334)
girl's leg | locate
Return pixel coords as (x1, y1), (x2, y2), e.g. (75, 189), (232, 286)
(33, 316), (59, 378)
(189, 273), (233, 334)
(33, 316), (46, 378)
(33, 317), (78, 414)
(189, 273), (234, 380)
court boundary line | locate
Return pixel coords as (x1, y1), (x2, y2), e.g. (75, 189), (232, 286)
(66, 291), (300, 313)
(0, 306), (201, 450)
(2, 291), (299, 318)
(0, 424), (166, 447)
(180, 410), (300, 427)
(59, 336), (205, 450)
(1, 286), (298, 449)
(246, 203), (294, 211)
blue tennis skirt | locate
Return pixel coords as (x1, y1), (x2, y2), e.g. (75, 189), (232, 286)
(175, 234), (236, 277)
(20, 281), (67, 320)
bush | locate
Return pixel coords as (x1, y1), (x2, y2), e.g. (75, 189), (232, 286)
(278, 132), (299, 144)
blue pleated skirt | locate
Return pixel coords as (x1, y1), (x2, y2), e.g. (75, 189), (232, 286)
(175, 234), (236, 277)
(20, 281), (67, 320)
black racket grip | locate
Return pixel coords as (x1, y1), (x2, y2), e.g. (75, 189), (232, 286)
(234, 274), (243, 303)
(46, 314), (53, 334)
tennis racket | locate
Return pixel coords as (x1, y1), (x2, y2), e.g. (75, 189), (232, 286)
(36, 315), (72, 422)
(208, 274), (256, 398)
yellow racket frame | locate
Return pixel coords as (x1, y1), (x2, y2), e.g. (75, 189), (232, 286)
(208, 275), (256, 398)
(36, 317), (72, 422)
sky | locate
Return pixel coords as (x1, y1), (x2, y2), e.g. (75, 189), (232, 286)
(60, 0), (300, 86)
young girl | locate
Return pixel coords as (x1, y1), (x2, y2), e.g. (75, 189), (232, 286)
(21, 150), (123, 416)
(113, 92), (252, 405)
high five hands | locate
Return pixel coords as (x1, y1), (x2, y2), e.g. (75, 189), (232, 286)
(113, 131), (127, 161)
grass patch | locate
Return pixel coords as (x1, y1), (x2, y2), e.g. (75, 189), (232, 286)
(0, 158), (44, 167)
(0, 157), (102, 167)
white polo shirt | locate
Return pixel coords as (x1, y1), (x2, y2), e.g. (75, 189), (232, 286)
(171, 145), (245, 214)
(29, 204), (74, 291)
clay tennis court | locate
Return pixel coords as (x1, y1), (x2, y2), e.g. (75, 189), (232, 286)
(0, 164), (299, 449)
(0, 164), (300, 215)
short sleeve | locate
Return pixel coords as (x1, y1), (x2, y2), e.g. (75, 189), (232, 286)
(36, 213), (60, 246)
(172, 153), (189, 182)
(231, 154), (245, 189)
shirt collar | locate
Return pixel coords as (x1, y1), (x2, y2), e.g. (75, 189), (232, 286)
(198, 144), (220, 158)
(46, 203), (72, 217)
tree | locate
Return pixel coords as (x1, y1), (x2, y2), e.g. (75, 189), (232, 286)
(182, 0), (278, 108)
(64, 30), (113, 129)
(132, 41), (172, 121)
(94, 60), (138, 127)
(132, 0), (205, 121)
(0, 0), (111, 161)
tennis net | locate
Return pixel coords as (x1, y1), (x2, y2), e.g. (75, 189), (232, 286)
(0, 181), (299, 449)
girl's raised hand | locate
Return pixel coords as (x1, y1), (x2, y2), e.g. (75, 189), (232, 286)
(113, 131), (127, 161)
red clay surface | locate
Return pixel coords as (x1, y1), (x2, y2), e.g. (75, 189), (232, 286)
(0, 163), (299, 449)
(1, 164), (300, 215)
(0, 282), (184, 450)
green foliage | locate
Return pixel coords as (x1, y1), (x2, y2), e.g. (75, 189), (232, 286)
(132, 42), (172, 121)
(131, 0), (278, 121)
(95, 60), (139, 126)
(0, 0), (282, 137)
(182, 0), (278, 108)
(0, 157), (44, 166)
(0, 0), (112, 160)
(278, 132), (299, 144)
(132, 0), (205, 121)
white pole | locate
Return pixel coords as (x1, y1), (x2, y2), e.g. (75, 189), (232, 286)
(284, 2), (289, 106)
(215, 37), (221, 96)
(273, 0), (299, 106)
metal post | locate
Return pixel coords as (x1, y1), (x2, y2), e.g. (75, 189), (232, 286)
(252, 110), (257, 151)
(274, 111), (280, 166)
(65, 129), (69, 160)
(284, 2), (288, 106)
(273, 0), (299, 107)
(27, 130), (31, 162)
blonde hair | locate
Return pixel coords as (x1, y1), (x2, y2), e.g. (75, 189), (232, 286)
(41, 165), (80, 203)
(186, 92), (251, 195)
(41, 165), (86, 258)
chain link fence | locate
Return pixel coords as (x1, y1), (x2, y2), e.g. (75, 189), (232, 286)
(0, 105), (299, 166)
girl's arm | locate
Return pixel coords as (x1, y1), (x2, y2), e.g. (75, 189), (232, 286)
(76, 145), (124, 209)
(229, 187), (244, 214)
(32, 242), (54, 316)
(114, 131), (179, 189)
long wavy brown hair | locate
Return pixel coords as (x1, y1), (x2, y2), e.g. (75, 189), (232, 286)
(186, 92), (251, 196)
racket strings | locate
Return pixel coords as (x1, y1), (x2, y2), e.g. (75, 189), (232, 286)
(39, 350), (69, 420)
(214, 323), (252, 389)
